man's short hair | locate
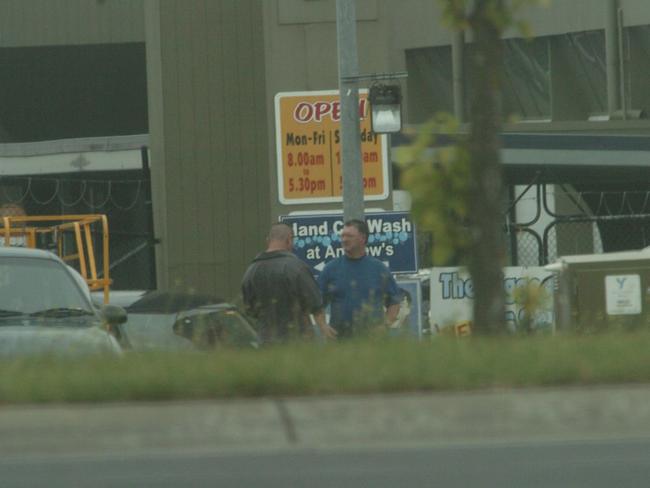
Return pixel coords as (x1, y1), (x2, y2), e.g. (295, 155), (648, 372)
(268, 222), (292, 242)
(344, 219), (369, 241)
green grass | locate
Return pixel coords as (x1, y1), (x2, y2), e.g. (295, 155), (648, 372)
(1, 333), (650, 404)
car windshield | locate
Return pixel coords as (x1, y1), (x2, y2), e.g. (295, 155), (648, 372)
(174, 308), (259, 349)
(0, 257), (93, 316)
(211, 309), (259, 346)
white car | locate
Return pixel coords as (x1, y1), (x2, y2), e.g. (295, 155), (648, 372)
(93, 290), (260, 351)
(0, 247), (127, 358)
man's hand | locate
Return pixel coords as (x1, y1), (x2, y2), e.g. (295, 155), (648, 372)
(313, 310), (337, 340)
(319, 323), (338, 340)
(385, 303), (401, 327)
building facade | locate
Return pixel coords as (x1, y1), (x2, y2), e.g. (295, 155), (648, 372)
(0, 0), (648, 298)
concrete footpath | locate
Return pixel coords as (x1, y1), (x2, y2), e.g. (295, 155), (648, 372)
(2, 384), (650, 456)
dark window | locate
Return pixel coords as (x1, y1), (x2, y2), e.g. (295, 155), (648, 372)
(0, 43), (148, 142)
(502, 37), (551, 120)
(405, 46), (453, 123)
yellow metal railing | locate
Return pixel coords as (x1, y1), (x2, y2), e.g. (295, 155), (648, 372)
(0, 214), (111, 303)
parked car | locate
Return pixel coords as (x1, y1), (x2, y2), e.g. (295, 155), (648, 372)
(95, 290), (260, 351)
(0, 247), (127, 358)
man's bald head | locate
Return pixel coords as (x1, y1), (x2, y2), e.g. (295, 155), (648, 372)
(266, 223), (293, 251)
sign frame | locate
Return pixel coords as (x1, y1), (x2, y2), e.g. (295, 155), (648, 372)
(274, 89), (389, 205)
(280, 210), (418, 275)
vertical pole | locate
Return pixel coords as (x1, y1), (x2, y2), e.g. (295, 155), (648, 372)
(141, 146), (158, 288)
(336, 0), (364, 222)
(605, 0), (620, 116)
(452, 30), (465, 122)
(617, 6), (626, 119)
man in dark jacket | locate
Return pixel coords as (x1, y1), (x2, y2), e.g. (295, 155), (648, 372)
(242, 223), (337, 344)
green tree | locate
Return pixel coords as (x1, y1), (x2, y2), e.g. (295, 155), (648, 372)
(462, 0), (508, 334)
(398, 0), (546, 335)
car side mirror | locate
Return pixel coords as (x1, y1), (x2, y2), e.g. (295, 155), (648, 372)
(101, 304), (128, 326)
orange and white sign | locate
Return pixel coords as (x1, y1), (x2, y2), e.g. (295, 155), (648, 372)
(274, 90), (389, 205)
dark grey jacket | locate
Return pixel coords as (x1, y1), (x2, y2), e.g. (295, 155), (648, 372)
(241, 250), (322, 343)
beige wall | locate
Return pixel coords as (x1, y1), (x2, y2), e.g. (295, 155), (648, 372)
(145, 0), (270, 299)
(263, 0), (395, 221)
(623, 0), (650, 27)
(1, 0), (648, 296)
(0, 0), (144, 47)
(2, 0), (646, 50)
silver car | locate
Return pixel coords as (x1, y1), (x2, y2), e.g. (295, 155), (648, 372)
(0, 247), (126, 357)
(95, 290), (260, 351)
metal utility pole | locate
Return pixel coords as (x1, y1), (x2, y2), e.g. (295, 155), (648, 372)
(336, 0), (364, 222)
(605, 0), (621, 116)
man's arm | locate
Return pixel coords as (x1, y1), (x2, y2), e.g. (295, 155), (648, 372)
(382, 269), (402, 327)
(312, 309), (337, 340)
(293, 261), (337, 339)
(241, 269), (256, 317)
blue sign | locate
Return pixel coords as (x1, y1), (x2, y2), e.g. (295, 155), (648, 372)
(280, 211), (418, 274)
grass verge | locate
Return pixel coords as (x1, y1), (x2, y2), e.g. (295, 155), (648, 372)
(1, 332), (650, 404)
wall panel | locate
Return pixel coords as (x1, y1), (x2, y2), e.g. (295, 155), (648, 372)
(0, 0), (144, 47)
(146, 0), (269, 299)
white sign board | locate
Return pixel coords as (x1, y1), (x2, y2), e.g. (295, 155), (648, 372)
(430, 267), (555, 334)
(605, 274), (642, 315)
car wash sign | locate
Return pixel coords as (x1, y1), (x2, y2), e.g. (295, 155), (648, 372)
(275, 90), (389, 205)
(280, 211), (417, 274)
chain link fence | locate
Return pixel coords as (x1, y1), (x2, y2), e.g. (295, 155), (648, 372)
(506, 227), (544, 267)
(506, 184), (650, 266)
(0, 174), (156, 290)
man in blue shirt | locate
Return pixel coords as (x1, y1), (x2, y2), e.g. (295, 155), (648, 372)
(318, 219), (401, 338)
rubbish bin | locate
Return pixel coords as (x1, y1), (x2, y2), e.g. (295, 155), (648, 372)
(545, 247), (650, 331)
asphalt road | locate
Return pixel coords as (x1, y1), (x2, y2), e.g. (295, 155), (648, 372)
(2, 438), (650, 488)
(2, 384), (650, 487)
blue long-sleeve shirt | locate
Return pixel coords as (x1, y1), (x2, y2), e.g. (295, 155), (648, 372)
(318, 255), (401, 336)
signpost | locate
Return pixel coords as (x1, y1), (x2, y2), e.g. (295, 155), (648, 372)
(280, 211), (417, 274)
(274, 90), (389, 205)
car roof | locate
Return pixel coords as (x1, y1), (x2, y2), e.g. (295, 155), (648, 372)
(0, 246), (61, 261)
(126, 290), (227, 313)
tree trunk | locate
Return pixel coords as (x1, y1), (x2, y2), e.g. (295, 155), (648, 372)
(466, 0), (507, 334)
